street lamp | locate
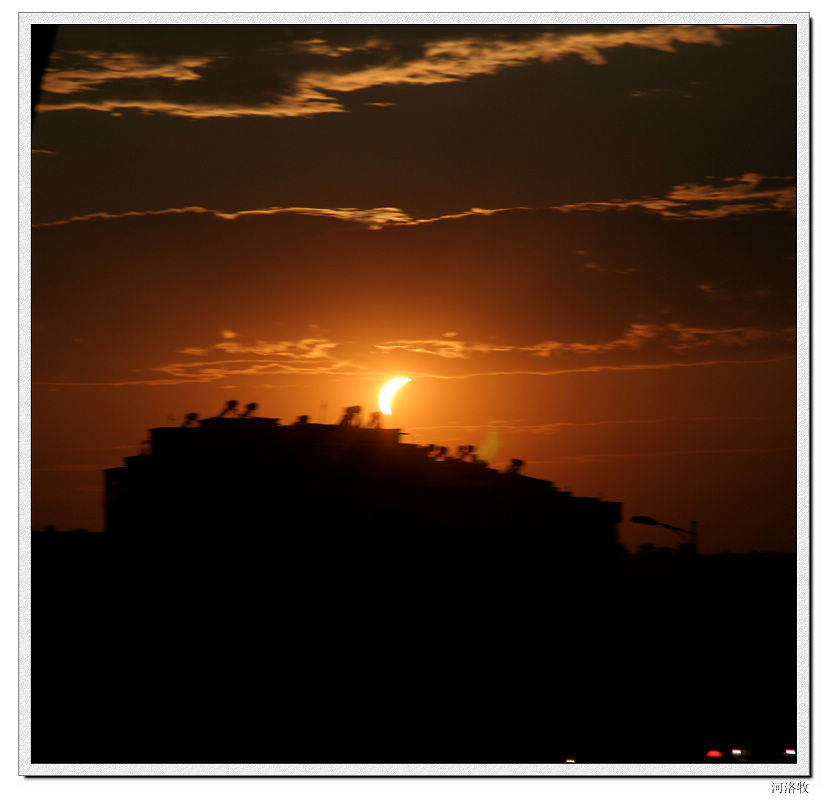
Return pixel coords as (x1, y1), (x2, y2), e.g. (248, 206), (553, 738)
(630, 515), (699, 553)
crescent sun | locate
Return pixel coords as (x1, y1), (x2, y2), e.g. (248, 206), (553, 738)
(379, 377), (411, 415)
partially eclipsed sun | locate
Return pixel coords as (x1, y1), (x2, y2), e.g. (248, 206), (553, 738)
(379, 377), (411, 415)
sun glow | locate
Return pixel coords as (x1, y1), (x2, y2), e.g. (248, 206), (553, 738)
(379, 377), (411, 415)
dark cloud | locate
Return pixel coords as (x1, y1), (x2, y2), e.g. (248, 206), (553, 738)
(33, 25), (796, 228)
(38, 24), (785, 119)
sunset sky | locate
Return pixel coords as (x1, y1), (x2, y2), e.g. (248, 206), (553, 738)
(30, 21), (800, 552)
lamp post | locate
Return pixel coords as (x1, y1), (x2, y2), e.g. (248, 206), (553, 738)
(631, 515), (699, 554)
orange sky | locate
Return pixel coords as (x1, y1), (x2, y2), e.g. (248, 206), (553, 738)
(31, 23), (798, 551)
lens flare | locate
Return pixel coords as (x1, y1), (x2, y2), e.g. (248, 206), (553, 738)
(477, 427), (500, 463)
(379, 377), (411, 415)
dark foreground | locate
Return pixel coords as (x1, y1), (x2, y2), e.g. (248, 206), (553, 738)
(31, 532), (797, 766)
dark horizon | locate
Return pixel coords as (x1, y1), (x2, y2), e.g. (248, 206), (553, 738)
(30, 405), (797, 766)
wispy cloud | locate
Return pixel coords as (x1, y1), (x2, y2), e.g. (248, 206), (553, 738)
(531, 446), (793, 464)
(33, 173), (794, 230)
(32, 204), (420, 230)
(36, 93), (346, 119)
(177, 336), (343, 360)
(377, 324), (793, 361)
(375, 337), (514, 359)
(34, 353), (793, 389)
(520, 324), (661, 356)
(407, 415), (772, 435)
(35, 335), (368, 387)
(42, 51), (211, 94)
(282, 25), (777, 115)
(408, 356), (794, 381)
(157, 336), (364, 383)
(35, 361), (369, 388)
(33, 323), (794, 389)
(292, 37), (389, 58)
(37, 25), (774, 119)
(665, 323), (794, 350)
(558, 173), (795, 219)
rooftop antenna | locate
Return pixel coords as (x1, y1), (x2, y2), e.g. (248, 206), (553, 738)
(239, 402), (258, 418)
(339, 405), (362, 427)
(217, 400), (238, 418)
(180, 412), (198, 428)
(505, 458), (524, 475)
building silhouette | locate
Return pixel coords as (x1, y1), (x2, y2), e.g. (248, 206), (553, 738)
(31, 403), (797, 766)
(103, 403), (622, 559)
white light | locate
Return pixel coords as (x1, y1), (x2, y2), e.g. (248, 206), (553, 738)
(785, 749), (796, 755)
(732, 749), (742, 756)
(565, 759), (575, 763)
